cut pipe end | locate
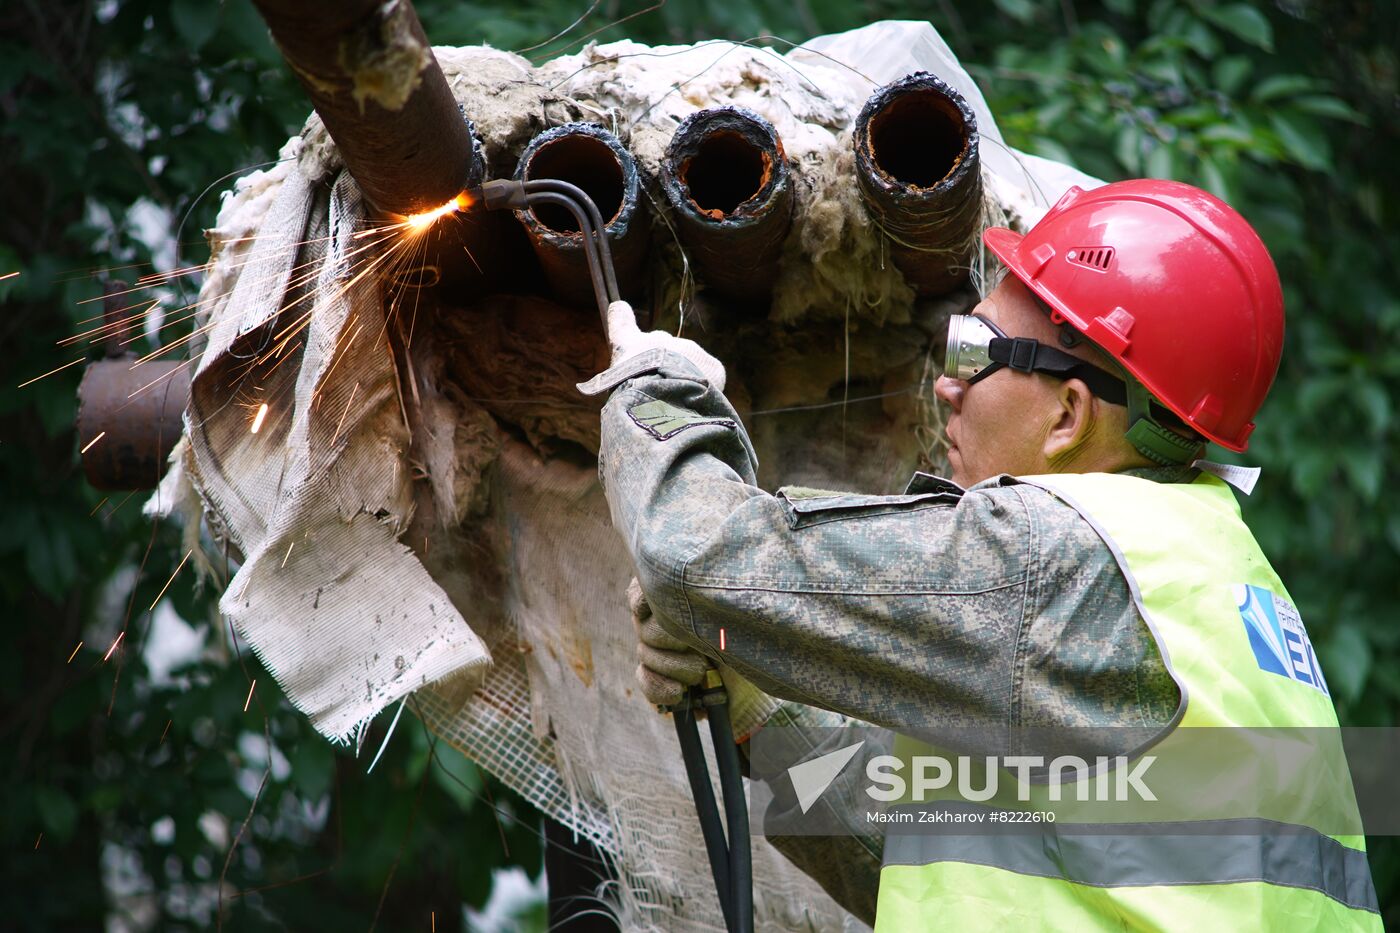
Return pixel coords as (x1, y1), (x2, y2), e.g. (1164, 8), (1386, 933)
(681, 131), (770, 218)
(518, 124), (636, 235)
(659, 107), (794, 303)
(853, 72), (983, 298)
(663, 107), (789, 224)
(512, 123), (648, 308)
(855, 72), (979, 197)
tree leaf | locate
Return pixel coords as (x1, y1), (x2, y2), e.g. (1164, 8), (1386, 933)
(1290, 447), (1334, 496)
(1321, 624), (1371, 705)
(1199, 155), (1233, 202)
(1292, 94), (1367, 124)
(172, 0), (221, 52)
(1269, 111), (1330, 171)
(35, 786), (79, 841)
(1115, 123), (1144, 173)
(428, 740), (482, 811)
(1146, 142), (1174, 179)
(1201, 3), (1274, 51)
(1252, 73), (1316, 102)
(1212, 56), (1252, 95)
(992, 0), (1040, 24)
(1353, 381), (1391, 436)
(1032, 136), (1076, 167)
(288, 736), (335, 801)
(1341, 449), (1383, 502)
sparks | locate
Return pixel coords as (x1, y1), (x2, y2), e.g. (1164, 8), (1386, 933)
(243, 679), (257, 713)
(79, 431), (106, 454)
(66, 641), (83, 663)
(149, 549), (193, 611)
(159, 719), (172, 745)
(17, 356), (84, 388)
(281, 540), (295, 568)
(0, 271), (19, 282)
(103, 631), (125, 662)
(249, 402), (269, 434)
(332, 382), (360, 443)
(719, 628), (726, 651)
(402, 191), (472, 232)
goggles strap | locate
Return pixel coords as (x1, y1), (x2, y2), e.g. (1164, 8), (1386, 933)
(1124, 381), (1200, 465)
(987, 337), (1127, 405)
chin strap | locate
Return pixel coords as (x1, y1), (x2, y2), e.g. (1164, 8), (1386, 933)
(1124, 380), (1201, 466)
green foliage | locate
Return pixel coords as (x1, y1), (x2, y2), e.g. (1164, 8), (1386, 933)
(0, 1), (543, 929)
(2, 0), (1397, 927)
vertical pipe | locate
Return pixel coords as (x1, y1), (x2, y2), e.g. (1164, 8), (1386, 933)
(513, 124), (649, 308)
(853, 72), (983, 297)
(661, 107), (793, 303)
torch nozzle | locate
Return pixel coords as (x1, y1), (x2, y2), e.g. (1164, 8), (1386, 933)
(476, 179), (529, 211)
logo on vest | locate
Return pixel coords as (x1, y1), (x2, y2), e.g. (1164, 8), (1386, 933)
(1235, 584), (1329, 696)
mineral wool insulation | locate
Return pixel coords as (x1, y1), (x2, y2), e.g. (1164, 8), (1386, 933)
(158, 20), (1101, 933)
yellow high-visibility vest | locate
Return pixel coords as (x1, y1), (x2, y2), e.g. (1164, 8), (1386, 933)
(874, 472), (1380, 931)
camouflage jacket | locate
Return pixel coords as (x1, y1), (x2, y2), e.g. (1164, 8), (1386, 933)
(583, 348), (1187, 922)
(584, 348), (1182, 733)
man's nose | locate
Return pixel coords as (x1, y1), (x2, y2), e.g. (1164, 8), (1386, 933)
(934, 374), (965, 411)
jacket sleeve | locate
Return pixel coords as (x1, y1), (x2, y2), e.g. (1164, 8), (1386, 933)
(589, 349), (1038, 734)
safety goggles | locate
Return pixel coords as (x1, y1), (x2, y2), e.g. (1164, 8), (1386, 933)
(943, 313), (1127, 405)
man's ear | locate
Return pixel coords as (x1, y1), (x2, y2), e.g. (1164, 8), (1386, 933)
(1043, 378), (1100, 467)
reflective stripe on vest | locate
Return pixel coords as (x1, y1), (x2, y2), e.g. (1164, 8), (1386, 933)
(872, 472), (1379, 931)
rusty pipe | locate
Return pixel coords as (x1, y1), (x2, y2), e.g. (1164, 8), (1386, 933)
(249, 0), (482, 216)
(854, 72), (982, 297)
(513, 124), (648, 308)
(661, 107), (793, 303)
(77, 360), (190, 491)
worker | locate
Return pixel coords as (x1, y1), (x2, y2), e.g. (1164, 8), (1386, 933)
(578, 179), (1380, 929)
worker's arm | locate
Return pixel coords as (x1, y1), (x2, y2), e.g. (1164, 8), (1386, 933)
(585, 347), (1124, 735)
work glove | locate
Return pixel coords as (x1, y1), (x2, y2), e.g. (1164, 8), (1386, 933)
(604, 301), (726, 392)
(628, 578), (780, 742)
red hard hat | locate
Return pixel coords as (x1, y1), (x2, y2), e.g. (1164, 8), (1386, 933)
(983, 179), (1283, 452)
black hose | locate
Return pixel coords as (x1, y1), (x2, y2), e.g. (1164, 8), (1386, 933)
(707, 699), (753, 933)
(673, 702), (735, 930)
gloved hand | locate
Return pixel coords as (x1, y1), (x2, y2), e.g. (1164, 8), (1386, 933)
(629, 578), (781, 742)
(630, 577), (708, 707)
(604, 301), (726, 392)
